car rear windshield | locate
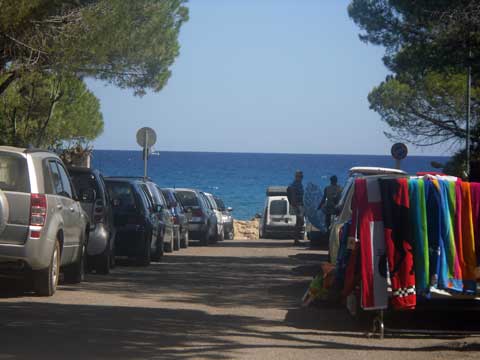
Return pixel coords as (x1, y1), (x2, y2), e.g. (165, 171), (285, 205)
(69, 172), (100, 203)
(106, 181), (137, 211)
(0, 153), (29, 192)
(175, 191), (199, 207)
(270, 200), (287, 216)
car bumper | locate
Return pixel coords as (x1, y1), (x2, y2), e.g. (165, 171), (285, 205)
(87, 223), (111, 256)
(0, 227), (56, 271)
(264, 224), (304, 235)
(188, 222), (207, 233)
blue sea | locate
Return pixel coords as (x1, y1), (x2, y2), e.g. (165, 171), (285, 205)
(92, 150), (449, 220)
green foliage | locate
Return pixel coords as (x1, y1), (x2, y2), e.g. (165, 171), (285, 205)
(369, 71), (480, 146)
(0, 0), (189, 96)
(0, 72), (103, 148)
(348, 0), (480, 75)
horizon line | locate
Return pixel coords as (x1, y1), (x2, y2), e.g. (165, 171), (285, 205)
(91, 148), (449, 158)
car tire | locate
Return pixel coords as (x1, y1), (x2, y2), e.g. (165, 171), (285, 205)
(174, 228), (181, 251)
(225, 230), (234, 240)
(95, 252), (110, 275)
(200, 227), (209, 246)
(0, 189), (9, 236)
(137, 232), (151, 266)
(164, 231), (174, 253)
(64, 242), (86, 284)
(34, 239), (60, 296)
(151, 232), (164, 262)
(181, 230), (189, 248)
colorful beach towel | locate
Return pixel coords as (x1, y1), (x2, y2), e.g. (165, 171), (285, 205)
(408, 178), (429, 293)
(460, 182), (477, 294)
(379, 178), (416, 310)
(351, 178), (388, 310)
(469, 182), (480, 266)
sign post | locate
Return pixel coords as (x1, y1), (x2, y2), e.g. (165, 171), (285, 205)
(136, 127), (157, 180)
(391, 143), (408, 170)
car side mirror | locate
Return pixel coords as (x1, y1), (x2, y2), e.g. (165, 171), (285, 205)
(80, 188), (96, 202)
(227, 207), (233, 212)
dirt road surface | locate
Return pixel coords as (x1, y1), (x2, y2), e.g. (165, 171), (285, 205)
(1, 239), (479, 359)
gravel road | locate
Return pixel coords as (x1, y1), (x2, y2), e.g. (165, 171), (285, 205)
(0, 238), (479, 360)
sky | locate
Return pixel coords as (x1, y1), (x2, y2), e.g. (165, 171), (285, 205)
(87, 0), (445, 156)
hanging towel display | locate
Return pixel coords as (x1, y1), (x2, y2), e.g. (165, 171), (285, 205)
(352, 178), (388, 310)
(379, 178), (416, 310)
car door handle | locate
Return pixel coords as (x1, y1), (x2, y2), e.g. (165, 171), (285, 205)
(57, 204), (63, 210)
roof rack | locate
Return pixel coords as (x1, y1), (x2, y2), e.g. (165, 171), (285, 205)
(266, 186), (288, 196)
(105, 176), (153, 181)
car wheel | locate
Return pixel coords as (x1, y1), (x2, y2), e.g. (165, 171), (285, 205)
(200, 227), (209, 246)
(164, 230), (174, 253)
(95, 252), (110, 275)
(151, 232), (164, 262)
(137, 232), (151, 266)
(64, 242), (86, 284)
(34, 239), (60, 296)
(217, 229), (224, 242)
(181, 230), (189, 248)
(174, 228), (181, 251)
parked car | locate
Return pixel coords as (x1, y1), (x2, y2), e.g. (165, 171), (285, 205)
(202, 192), (225, 242)
(141, 180), (176, 253)
(259, 186), (303, 239)
(174, 188), (218, 246)
(105, 178), (162, 265)
(214, 196), (234, 240)
(68, 167), (115, 274)
(162, 188), (190, 248)
(328, 167), (407, 263)
(0, 147), (89, 296)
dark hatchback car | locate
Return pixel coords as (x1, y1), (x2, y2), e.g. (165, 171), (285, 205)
(68, 167), (115, 274)
(162, 188), (190, 248)
(105, 178), (163, 266)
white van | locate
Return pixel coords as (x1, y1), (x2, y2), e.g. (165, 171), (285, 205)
(259, 186), (301, 239)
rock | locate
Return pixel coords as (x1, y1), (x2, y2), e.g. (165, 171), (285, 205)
(233, 219), (259, 240)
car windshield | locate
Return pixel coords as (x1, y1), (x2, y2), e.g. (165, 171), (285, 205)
(270, 199), (287, 215)
(176, 191), (199, 207)
(0, 153), (29, 192)
(215, 198), (226, 211)
(69, 172), (99, 203)
(106, 181), (136, 210)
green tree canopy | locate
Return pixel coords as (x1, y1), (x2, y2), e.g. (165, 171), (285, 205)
(348, 0), (480, 75)
(0, 0), (189, 96)
(0, 72), (103, 148)
(369, 71), (480, 146)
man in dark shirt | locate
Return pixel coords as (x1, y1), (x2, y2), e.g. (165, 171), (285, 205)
(288, 170), (305, 245)
(319, 175), (342, 230)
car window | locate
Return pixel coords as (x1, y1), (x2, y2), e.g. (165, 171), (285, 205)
(48, 161), (64, 195)
(69, 171), (100, 203)
(200, 194), (212, 209)
(146, 183), (165, 207)
(176, 191), (199, 207)
(215, 198), (226, 211)
(270, 200), (287, 216)
(106, 181), (137, 211)
(207, 195), (218, 210)
(0, 152), (29, 192)
(57, 163), (74, 198)
(337, 177), (354, 210)
(140, 184), (155, 211)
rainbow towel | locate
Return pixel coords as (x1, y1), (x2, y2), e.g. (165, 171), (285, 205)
(408, 178), (429, 292)
(460, 182), (476, 294)
(469, 182), (480, 266)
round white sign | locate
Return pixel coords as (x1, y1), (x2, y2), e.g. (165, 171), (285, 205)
(136, 127), (157, 148)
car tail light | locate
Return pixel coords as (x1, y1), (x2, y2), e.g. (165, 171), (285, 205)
(30, 194), (47, 226)
(93, 199), (104, 223)
(192, 208), (203, 217)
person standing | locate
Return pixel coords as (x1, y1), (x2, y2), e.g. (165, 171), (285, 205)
(319, 175), (342, 230)
(288, 170), (305, 245)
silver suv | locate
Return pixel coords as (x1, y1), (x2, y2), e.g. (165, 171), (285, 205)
(0, 147), (89, 296)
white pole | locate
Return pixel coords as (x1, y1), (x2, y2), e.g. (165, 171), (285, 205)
(144, 129), (148, 180)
